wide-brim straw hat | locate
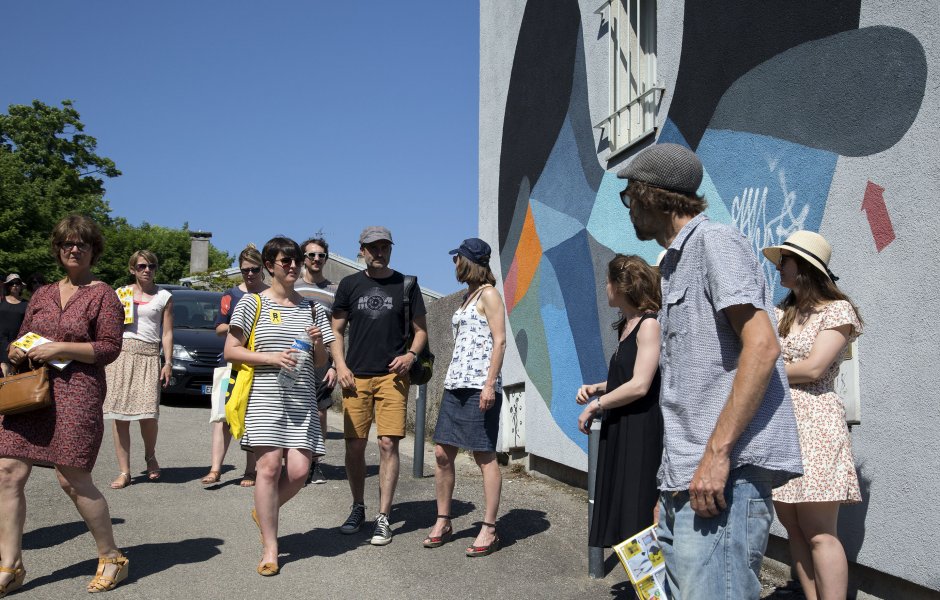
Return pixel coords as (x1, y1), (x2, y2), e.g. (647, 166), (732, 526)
(762, 231), (838, 281)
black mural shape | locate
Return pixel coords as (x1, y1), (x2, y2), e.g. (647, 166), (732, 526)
(497, 0), (581, 251)
(709, 26), (927, 157)
(669, 0), (862, 150)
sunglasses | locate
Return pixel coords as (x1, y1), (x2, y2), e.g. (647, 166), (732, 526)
(135, 263), (157, 272)
(619, 189), (631, 208)
(273, 257), (300, 268)
(59, 241), (90, 252)
(240, 266), (262, 275)
(8, 281), (23, 286)
(305, 252), (328, 260)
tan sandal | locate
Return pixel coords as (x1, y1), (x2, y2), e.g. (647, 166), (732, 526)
(86, 554), (129, 593)
(109, 473), (131, 490)
(200, 471), (222, 485)
(257, 562), (279, 577)
(144, 455), (161, 481)
(0, 565), (26, 598)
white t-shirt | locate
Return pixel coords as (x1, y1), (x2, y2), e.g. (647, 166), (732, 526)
(119, 287), (171, 343)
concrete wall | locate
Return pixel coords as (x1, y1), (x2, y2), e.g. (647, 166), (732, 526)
(480, 0), (938, 592)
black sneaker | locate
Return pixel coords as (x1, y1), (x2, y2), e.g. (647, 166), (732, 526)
(370, 513), (392, 546)
(340, 503), (366, 534)
(310, 463), (327, 484)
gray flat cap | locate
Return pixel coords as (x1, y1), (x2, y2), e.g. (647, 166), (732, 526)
(616, 143), (703, 194)
(360, 226), (394, 245)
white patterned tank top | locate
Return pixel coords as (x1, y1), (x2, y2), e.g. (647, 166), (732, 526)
(443, 287), (502, 392)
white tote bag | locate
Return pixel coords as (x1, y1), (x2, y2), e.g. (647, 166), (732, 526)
(209, 364), (232, 423)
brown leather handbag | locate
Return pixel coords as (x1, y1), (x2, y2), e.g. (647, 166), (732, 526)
(0, 365), (52, 415)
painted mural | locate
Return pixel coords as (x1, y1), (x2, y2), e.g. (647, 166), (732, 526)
(497, 0), (927, 451)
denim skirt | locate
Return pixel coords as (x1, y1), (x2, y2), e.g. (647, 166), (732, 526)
(433, 388), (501, 452)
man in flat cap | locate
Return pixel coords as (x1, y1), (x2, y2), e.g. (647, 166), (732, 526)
(330, 226), (428, 546)
(618, 144), (801, 599)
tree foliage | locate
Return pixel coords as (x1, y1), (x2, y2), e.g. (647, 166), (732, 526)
(0, 100), (233, 285)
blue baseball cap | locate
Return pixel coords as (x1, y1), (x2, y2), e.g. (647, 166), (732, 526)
(449, 238), (491, 266)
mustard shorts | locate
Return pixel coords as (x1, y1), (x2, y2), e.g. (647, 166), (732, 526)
(343, 373), (409, 439)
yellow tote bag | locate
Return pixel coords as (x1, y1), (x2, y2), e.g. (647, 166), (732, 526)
(225, 294), (261, 440)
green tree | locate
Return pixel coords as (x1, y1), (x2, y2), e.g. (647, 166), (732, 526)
(97, 218), (233, 287)
(0, 100), (117, 280)
(0, 100), (234, 284)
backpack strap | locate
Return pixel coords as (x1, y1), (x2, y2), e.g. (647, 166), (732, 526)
(403, 275), (416, 339)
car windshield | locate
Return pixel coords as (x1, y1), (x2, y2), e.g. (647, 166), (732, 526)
(172, 294), (221, 329)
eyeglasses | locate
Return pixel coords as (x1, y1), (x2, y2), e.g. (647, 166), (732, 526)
(274, 257), (299, 268)
(305, 252), (328, 261)
(240, 266), (262, 275)
(619, 189), (631, 208)
(135, 263), (157, 272)
(59, 241), (90, 252)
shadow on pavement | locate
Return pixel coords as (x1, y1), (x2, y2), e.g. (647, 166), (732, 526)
(491, 507), (550, 549)
(20, 537), (224, 591)
(145, 465), (216, 485)
(609, 580), (639, 599)
(23, 518), (126, 550)
(389, 499), (478, 538)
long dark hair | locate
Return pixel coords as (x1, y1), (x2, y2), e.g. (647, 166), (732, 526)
(778, 254), (862, 336)
(607, 254), (661, 335)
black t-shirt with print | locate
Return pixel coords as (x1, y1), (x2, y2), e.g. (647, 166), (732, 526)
(332, 270), (426, 376)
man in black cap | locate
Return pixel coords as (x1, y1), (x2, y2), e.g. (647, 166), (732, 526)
(331, 226), (428, 546)
(618, 144), (802, 599)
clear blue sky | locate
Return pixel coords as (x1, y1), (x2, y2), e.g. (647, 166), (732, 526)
(1, 1), (480, 295)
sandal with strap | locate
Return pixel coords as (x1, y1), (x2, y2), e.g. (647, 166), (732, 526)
(422, 515), (453, 548)
(144, 455), (161, 481)
(0, 565), (26, 598)
(109, 472), (131, 490)
(257, 562), (279, 577)
(200, 471), (222, 485)
(466, 522), (501, 557)
(87, 554), (129, 593)
(240, 471), (256, 488)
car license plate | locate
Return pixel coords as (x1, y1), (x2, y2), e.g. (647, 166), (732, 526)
(201, 385), (213, 395)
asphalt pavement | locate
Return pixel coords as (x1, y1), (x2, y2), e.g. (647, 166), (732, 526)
(15, 399), (637, 599)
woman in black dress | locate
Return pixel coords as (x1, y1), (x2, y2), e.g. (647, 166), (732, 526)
(0, 274), (29, 377)
(576, 254), (662, 547)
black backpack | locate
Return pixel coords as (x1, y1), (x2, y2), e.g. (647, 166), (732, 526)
(403, 275), (434, 385)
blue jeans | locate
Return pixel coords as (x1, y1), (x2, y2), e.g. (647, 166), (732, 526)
(656, 465), (774, 600)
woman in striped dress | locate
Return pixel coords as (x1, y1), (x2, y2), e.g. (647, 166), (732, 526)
(224, 236), (333, 577)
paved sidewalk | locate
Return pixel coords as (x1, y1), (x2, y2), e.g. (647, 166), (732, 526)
(18, 402), (635, 599)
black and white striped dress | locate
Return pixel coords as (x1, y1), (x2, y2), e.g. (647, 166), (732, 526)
(230, 293), (335, 454)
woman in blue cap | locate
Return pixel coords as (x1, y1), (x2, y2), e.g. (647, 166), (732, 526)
(423, 238), (507, 556)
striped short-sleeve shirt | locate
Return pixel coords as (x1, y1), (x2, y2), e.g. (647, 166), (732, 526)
(657, 214), (803, 491)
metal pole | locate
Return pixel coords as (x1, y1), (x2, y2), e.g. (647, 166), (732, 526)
(412, 384), (427, 478)
(588, 418), (604, 578)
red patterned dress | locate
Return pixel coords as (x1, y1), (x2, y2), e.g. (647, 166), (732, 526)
(0, 282), (123, 471)
(772, 300), (862, 504)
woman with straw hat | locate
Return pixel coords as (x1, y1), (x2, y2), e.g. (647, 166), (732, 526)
(762, 231), (862, 600)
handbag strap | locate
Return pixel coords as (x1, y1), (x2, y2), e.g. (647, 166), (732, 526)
(246, 294), (262, 351)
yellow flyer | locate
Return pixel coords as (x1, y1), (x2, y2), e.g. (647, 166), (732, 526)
(11, 333), (72, 370)
(116, 286), (134, 324)
(613, 525), (670, 599)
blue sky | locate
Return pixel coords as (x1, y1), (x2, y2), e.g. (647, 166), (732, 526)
(1, 1), (479, 295)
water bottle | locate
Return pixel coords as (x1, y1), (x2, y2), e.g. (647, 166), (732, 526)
(277, 332), (312, 389)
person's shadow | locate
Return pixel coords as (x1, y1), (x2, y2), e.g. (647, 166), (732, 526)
(18, 537), (224, 591)
(22, 518), (126, 550)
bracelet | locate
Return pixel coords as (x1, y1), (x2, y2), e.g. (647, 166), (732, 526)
(595, 398), (602, 411)
(407, 350), (417, 357)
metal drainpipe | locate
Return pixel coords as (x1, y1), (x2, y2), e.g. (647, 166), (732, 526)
(588, 418), (604, 578)
(412, 384), (427, 478)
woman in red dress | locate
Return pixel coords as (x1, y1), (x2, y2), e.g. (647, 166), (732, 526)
(0, 215), (129, 595)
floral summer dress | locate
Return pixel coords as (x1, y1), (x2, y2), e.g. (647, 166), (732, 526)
(773, 300), (862, 504)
